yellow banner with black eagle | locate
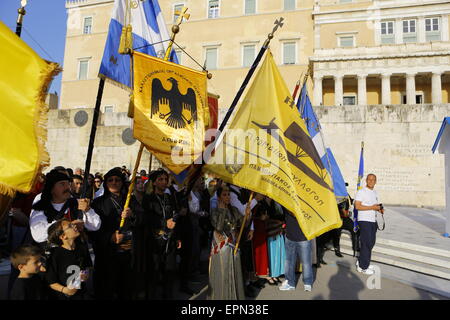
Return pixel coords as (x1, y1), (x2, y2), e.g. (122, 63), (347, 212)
(205, 51), (342, 240)
(133, 51), (207, 174)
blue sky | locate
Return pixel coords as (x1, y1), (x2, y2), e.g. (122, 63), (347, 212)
(0, 0), (67, 96)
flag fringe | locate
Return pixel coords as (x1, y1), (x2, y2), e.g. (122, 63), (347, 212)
(31, 61), (62, 194)
(0, 183), (16, 197)
(0, 60), (61, 196)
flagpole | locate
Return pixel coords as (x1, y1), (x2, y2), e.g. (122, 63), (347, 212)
(184, 17), (285, 195)
(15, 1), (27, 37)
(119, 6), (191, 229)
(353, 141), (364, 233)
(234, 192), (254, 256)
(81, 78), (105, 198)
(217, 18), (284, 136)
(291, 77), (301, 101)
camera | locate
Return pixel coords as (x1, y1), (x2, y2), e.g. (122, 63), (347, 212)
(379, 203), (384, 210)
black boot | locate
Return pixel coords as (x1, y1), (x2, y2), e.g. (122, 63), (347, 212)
(334, 247), (343, 258)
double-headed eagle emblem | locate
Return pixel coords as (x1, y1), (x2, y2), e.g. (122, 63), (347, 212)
(151, 77), (198, 129)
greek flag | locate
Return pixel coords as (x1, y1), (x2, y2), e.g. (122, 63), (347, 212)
(353, 144), (364, 232)
(99, 0), (177, 88)
(297, 84), (348, 202)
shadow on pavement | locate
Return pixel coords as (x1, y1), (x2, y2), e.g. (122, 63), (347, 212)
(328, 260), (365, 300)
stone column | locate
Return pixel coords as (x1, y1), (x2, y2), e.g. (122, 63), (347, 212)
(395, 19), (402, 44)
(357, 74), (367, 106)
(334, 75), (343, 106)
(432, 72), (443, 104)
(418, 17), (426, 43)
(313, 76), (323, 106)
(381, 73), (391, 105)
(406, 73), (416, 105)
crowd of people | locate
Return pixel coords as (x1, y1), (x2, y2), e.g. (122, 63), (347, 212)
(2, 165), (383, 300)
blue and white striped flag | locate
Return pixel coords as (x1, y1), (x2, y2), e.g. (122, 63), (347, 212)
(99, 0), (177, 88)
(297, 83), (348, 202)
(353, 143), (364, 232)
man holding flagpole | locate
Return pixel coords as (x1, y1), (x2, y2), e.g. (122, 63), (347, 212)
(354, 173), (384, 275)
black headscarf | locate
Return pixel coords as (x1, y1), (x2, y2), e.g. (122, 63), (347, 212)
(103, 167), (128, 198)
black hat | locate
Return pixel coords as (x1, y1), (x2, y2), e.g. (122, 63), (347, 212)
(103, 167), (127, 196)
(39, 170), (71, 203)
(45, 170), (71, 192)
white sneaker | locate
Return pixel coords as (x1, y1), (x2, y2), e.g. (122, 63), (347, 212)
(304, 285), (312, 292)
(356, 260), (375, 270)
(357, 267), (375, 275)
(279, 280), (295, 291)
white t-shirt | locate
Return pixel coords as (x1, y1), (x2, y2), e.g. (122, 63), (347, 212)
(354, 187), (379, 223)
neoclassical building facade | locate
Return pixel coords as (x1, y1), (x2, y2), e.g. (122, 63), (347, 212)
(311, 0), (450, 106)
(50, 0), (450, 206)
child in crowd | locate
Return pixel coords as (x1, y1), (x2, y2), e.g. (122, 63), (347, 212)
(9, 245), (46, 300)
(45, 219), (92, 300)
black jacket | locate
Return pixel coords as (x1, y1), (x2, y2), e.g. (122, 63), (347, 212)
(142, 192), (180, 253)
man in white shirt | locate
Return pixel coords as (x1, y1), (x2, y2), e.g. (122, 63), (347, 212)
(354, 173), (384, 275)
(30, 170), (101, 244)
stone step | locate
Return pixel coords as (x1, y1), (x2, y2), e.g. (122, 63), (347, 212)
(341, 233), (450, 259)
(340, 238), (450, 270)
(338, 239), (450, 280)
(339, 246), (450, 280)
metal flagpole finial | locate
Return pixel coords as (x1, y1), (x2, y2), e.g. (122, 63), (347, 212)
(16, 0), (28, 37)
(164, 6), (189, 61)
(174, 6), (190, 28)
(265, 17), (284, 47)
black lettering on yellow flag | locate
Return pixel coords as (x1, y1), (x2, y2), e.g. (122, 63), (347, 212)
(133, 52), (207, 174)
(205, 51), (341, 239)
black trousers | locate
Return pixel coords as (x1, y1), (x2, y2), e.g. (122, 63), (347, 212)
(151, 242), (177, 300)
(93, 250), (134, 300)
(358, 221), (377, 270)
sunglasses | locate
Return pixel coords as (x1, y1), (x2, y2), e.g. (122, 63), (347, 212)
(107, 178), (122, 183)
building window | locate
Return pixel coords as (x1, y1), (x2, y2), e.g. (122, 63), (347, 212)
(403, 19), (416, 43)
(244, 0), (256, 15)
(284, 0), (295, 10)
(208, 0), (219, 19)
(339, 36), (354, 47)
(283, 42), (296, 64)
(173, 4), (184, 23)
(78, 60), (89, 80)
(380, 21), (394, 44)
(425, 17), (441, 41)
(242, 44), (256, 67)
(104, 105), (114, 113)
(343, 96), (356, 105)
(205, 47), (218, 70)
(83, 17), (92, 34)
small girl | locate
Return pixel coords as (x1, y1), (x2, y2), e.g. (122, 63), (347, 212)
(45, 219), (92, 300)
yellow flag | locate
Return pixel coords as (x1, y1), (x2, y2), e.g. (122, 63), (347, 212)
(133, 52), (207, 174)
(205, 51), (342, 240)
(0, 22), (61, 196)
